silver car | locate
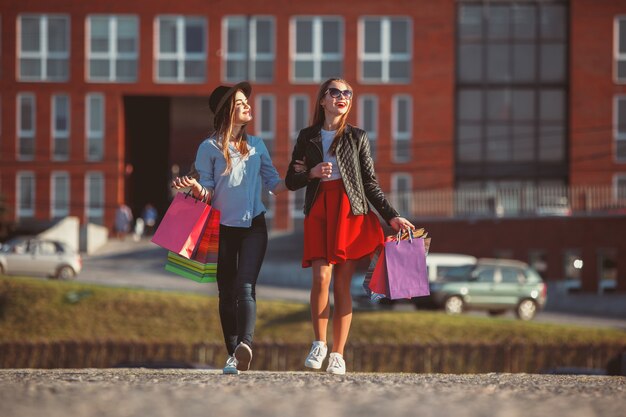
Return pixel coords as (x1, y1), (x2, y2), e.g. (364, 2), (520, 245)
(0, 237), (82, 280)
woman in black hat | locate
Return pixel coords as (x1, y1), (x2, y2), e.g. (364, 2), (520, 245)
(172, 82), (303, 374)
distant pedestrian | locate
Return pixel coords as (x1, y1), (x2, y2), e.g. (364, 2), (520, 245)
(114, 203), (133, 240)
(133, 217), (145, 241)
(285, 78), (414, 375)
(142, 204), (158, 235)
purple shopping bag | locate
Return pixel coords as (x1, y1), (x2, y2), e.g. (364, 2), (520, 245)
(151, 192), (211, 259)
(384, 234), (429, 300)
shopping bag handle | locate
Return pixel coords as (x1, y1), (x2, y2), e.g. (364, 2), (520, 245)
(183, 187), (207, 204)
(395, 228), (414, 245)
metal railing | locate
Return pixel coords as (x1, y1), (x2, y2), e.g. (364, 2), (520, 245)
(390, 186), (626, 219)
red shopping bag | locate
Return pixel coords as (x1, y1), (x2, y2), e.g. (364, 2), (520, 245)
(151, 192), (211, 259)
(367, 245), (389, 296)
(192, 207), (220, 264)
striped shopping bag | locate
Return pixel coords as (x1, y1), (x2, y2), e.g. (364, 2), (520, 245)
(165, 251), (217, 283)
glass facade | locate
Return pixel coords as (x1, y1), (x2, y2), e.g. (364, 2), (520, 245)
(456, 1), (568, 185)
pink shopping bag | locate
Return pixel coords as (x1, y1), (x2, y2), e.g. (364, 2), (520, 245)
(384, 233), (429, 300)
(151, 192), (211, 259)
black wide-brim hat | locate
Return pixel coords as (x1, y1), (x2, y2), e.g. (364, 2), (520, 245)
(209, 81), (252, 116)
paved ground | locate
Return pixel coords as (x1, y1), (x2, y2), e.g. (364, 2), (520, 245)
(0, 369), (624, 417)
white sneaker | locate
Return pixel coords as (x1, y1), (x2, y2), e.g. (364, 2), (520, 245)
(304, 341), (328, 369)
(234, 342), (253, 371)
(326, 352), (346, 375)
(223, 355), (239, 375)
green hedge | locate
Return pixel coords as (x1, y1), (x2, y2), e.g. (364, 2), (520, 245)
(1, 276), (625, 346)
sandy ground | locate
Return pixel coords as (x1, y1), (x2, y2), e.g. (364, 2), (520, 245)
(1, 369), (624, 417)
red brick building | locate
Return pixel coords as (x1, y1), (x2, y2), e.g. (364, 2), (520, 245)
(1, 0), (625, 291)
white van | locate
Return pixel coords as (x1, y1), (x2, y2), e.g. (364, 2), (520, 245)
(426, 253), (477, 282)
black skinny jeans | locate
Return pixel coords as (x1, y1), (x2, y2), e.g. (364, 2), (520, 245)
(216, 213), (268, 356)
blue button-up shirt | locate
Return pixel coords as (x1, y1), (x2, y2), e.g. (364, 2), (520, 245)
(195, 135), (282, 227)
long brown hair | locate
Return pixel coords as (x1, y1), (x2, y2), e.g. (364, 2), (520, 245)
(312, 78), (353, 155)
(213, 90), (250, 175)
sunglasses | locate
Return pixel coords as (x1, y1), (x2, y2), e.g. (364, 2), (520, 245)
(325, 88), (353, 100)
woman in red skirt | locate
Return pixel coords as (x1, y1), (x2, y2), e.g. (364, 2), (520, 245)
(285, 78), (415, 375)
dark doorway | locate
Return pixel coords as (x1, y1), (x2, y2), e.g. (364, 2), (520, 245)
(124, 96), (170, 221)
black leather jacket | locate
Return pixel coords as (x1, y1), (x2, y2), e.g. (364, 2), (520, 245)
(286, 124), (400, 224)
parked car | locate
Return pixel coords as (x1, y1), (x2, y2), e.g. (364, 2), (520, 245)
(0, 237), (82, 280)
(429, 258), (547, 320)
(350, 253), (478, 310)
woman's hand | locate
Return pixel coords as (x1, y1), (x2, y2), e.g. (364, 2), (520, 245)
(309, 162), (333, 179)
(389, 216), (415, 233)
(171, 176), (207, 199)
(293, 159), (307, 173)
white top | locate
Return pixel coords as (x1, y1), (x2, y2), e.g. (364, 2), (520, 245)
(321, 129), (342, 181)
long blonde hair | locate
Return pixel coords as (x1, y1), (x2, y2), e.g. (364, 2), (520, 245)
(213, 90), (250, 175)
(312, 78), (353, 155)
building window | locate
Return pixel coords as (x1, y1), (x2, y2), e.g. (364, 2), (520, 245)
(255, 95), (275, 154)
(86, 93), (104, 161)
(17, 93), (35, 161)
(51, 172), (70, 218)
(289, 95), (310, 218)
(156, 16), (206, 83)
(598, 248), (618, 293)
(392, 173), (412, 217)
(223, 16), (274, 83)
(615, 16), (626, 83)
(456, 1), (568, 183)
(615, 174), (626, 200)
(255, 94), (276, 218)
(18, 14), (69, 81)
(290, 95), (310, 146)
(359, 16), (411, 83)
(392, 95), (412, 162)
(563, 249), (582, 283)
(87, 15), (138, 82)
(615, 95), (626, 162)
(358, 95), (378, 161)
(528, 250), (547, 278)
(291, 16), (343, 83)
(85, 172), (104, 225)
(16, 171), (35, 218)
(51, 94), (70, 160)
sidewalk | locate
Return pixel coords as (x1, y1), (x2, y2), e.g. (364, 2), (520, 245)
(85, 236), (157, 258)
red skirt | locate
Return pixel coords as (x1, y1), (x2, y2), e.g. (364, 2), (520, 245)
(302, 179), (384, 268)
